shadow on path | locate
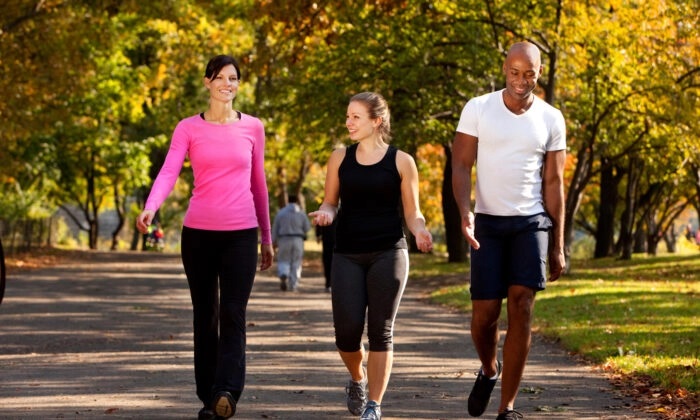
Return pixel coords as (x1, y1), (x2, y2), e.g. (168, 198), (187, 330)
(0, 251), (648, 419)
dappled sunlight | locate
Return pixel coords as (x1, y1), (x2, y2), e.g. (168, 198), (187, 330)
(0, 251), (651, 418)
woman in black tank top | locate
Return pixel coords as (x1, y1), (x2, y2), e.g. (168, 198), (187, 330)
(334, 143), (404, 253)
(309, 92), (433, 420)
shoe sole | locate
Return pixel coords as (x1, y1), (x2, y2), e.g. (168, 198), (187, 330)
(214, 394), (235, 418)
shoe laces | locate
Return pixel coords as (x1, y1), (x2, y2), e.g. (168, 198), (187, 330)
(501, 409), (523, 419)
(345, 379), (366, 399)
(360, 401), (381, 420)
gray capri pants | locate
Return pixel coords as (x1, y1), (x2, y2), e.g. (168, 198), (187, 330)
(331, 248), (409, 352)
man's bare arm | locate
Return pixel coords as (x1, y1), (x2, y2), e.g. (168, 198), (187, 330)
(543, 149), (566, 281)
(451, 132), (480, 249)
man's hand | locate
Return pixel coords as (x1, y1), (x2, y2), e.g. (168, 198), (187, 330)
(461, 212), (480, 250)
(548, 249), (565, 282)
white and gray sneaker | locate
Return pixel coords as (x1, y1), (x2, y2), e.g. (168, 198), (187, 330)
(345, 369), (368, 415)
(360, 400), (381, 420)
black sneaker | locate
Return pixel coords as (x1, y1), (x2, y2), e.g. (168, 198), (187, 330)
(279, 275), (288, 291)
(496, 409), (523, 419)
(467, 360), (502, 417)
(213, 391), (236, 418)
(198, 407), (217, 420)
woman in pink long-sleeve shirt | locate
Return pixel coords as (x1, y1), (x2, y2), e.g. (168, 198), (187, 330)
(136, 55), (273, 420)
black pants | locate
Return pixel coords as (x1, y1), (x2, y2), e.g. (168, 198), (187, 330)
(181, 226), (258, 404)
(318, 222), (336, 289)
(322, 240), (333, 289)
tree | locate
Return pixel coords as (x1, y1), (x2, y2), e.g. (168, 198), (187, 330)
(2, 0), (698, 260)
(2, 0), (260, 249)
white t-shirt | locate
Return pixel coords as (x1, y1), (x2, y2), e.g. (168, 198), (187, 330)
(456, 89), (566, 216)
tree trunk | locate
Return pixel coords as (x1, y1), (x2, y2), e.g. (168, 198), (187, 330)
(111, 183), (125, 251)
(130, 228), (141, 251)
(645, 214), (659, 256)
(86, 151), (100, 250)
(88, 219), (98, 250)
(619, 157), (642, 260)
(647, 235), (659, 256)
(0, 236), (5, 305)
(442, 144), (467, 263)
(633, 221), (647, 253)
(564, 143), (593, 270)
(663, 229), (677, 253)
(131, 188), (147, 251)
(594, 160), (618, 258)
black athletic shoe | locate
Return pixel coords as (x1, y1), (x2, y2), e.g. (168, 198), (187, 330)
(279, 275), (288, 291)
(496, 409), (523, 419)
(198, 407), (217, 420)
(467, 360), (502, 417)
(213, 391), (236, 418)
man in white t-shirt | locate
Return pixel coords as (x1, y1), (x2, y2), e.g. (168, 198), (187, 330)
(452, 42), (566, 420)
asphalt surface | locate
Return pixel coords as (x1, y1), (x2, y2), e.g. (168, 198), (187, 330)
(0, 251), (652, 419)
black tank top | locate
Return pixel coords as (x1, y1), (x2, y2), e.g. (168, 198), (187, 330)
(335, 143), (407, 253)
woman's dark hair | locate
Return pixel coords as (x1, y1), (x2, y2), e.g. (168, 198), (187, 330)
(205, 55), (241, 80)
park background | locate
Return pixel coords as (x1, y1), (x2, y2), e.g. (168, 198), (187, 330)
(1, 0), (698, 259)
(0, 0), (698, 418)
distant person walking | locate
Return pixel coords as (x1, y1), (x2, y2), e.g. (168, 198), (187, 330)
(452, 42), (566, 420)
(272, 195), (311, 292)
(309, 91), (433, 420)
(684, 224), (693, 241)
(136, 54), (273, 420)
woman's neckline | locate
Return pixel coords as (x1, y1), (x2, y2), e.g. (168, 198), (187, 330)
(353, 142), (390, 167)
(199, 110), (242, 124)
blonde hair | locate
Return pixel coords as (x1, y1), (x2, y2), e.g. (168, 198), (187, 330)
(350, 91), (392, 142)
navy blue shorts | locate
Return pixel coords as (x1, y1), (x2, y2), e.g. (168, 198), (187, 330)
(469, 213), (552, 300)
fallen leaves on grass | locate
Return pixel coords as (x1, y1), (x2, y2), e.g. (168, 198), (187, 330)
(606, 367), (699, 419)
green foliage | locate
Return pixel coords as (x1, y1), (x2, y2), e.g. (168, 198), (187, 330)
(558, 0), (700, 257)
(1, 0), (698, 255)
(427, 253), (700, 393)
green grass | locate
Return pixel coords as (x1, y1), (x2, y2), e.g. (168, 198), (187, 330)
(423, 252), (700, 393)
(410, 252), (469, 277)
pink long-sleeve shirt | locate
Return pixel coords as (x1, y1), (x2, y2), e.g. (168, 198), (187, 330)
(145, 113), (272, 244)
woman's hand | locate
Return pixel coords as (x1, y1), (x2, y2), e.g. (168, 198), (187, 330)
(415, 228), (433, 253)
(259, 243), (273, 271)
(308, 209), (334, 226)
(136, 210), (155, 234)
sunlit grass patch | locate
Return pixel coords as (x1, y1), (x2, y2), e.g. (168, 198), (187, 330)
(409, 252), (469, 277)
(425, 253), (700, 393)
(535, 276), (699, 392)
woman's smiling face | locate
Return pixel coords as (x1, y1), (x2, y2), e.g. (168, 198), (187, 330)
(205, 64), (239, 103)
(346, 100), (379, 142)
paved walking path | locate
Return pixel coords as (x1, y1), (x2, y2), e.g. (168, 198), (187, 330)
(0, 251), (650, 419)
